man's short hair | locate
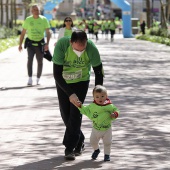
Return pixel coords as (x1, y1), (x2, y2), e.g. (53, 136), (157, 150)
(71, 30), (88, 44)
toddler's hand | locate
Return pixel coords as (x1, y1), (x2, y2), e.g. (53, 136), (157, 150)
(110, 112), (118, 118)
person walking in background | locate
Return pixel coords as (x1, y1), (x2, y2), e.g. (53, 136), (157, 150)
(52, 30), (104, 160)
(18, 4), (51, 86)
(101, 19), (105, 38)
(109, 18), (116, 42)
(140, 20), (146, 35)
(87, 17), (95, 39)
(93, 22), (100, 42)
(77, 21), (86, 31)
(104, 19), (110, 39)
(57, 17), (76, 41)
(77, 85), (119, 162)
(50, 18), (57, 38)
(117, 18), (122, 34)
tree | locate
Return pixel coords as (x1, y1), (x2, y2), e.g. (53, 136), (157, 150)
(14, 0), (17, 26)
(160, 0), (167, 29)
(146, 0), (151, 28)
(6, 0), (9, 27)
(166, 0), (170, 22)
(0, 0), (3, 26)
(10, 0), (14, 28)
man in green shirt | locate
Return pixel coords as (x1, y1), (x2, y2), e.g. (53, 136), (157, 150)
(18, 4), (51, 85)
(53, 30), (104, 160)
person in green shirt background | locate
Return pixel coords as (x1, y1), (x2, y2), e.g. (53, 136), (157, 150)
(50, 18), (57, 38)
(18, 4), (51, 86)
(77, 85), (119, 162)
(104, 19), (110, 39)
(101, 19), (105, 38)
(52, 30), (104, 160)
(57, 17), (77, 41)
(93, 22), (100, 41)
(109, 18), (116, 42)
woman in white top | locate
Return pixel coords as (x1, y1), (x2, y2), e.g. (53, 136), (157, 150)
(57, 17), (77, 40)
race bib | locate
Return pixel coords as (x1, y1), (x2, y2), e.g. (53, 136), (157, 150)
(63, 70), (82, 80)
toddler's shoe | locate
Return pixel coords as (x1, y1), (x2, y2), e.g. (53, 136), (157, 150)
(91, 149), (100, 160)
(104, 154), (110, 161)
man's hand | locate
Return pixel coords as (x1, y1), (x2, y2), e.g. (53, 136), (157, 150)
(69, 93), (82, 107)
(18, 45), (22, 52)
(44, 44), (49, 51)
(110, 112), (119, 119)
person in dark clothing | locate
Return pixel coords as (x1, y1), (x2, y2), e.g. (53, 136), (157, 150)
(140, 20), (146, 35)
(52, 30), (104, 160)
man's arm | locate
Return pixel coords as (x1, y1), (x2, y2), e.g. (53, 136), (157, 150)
(18, 29), (26, 52)
(93, 63), (104, 86)
(44, 28), (51, 51)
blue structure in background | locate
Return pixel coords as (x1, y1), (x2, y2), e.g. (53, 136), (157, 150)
(112, 0), (132, 38)
(43, 0), (62, 21)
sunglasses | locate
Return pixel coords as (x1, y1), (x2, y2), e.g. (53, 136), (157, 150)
(65, 20), (72, 22)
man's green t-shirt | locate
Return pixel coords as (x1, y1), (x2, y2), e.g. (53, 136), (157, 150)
(52, 37), (102, 84)
(104, 22), (109, 29)
(22, 15), (50, 41)
(110, 22), (116, 30)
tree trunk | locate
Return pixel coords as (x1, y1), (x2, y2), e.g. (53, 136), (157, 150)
(10, 0), (14, 28)
(160, 0), (167, 29)
(6, 0), (9, 27)
(146, 0), (151, 28)
(166, 0), (170, 22)
(0, 0), (3, 26)
(14, 0), (17, 26)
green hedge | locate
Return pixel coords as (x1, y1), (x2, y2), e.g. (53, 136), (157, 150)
(136, 27), (170, 46)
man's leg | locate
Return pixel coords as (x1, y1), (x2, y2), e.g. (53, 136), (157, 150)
(27, 47), (35, 85)
(56, 81), (89, 150)
(35, 47), (43, 84)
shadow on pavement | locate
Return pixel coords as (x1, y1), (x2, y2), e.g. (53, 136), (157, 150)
(12, 157), (103, 170)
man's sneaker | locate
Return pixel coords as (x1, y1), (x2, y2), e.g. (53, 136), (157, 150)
(65, 149), (75, 160)
(36, 78), (40, 85)
(91, 149), (100, 160)
(74, 143), (85, 156)
(27, 77), (32, 86)
(104, 154), (110, 161)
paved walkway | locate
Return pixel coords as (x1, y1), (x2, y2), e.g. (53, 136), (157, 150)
(0, 34), (170, 170)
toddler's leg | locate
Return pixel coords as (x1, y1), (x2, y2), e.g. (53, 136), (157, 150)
(102, 128), (112, 155)
(90, 128), (100, 150)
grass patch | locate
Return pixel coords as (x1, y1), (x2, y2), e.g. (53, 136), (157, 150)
(0, 37), (19, 53)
